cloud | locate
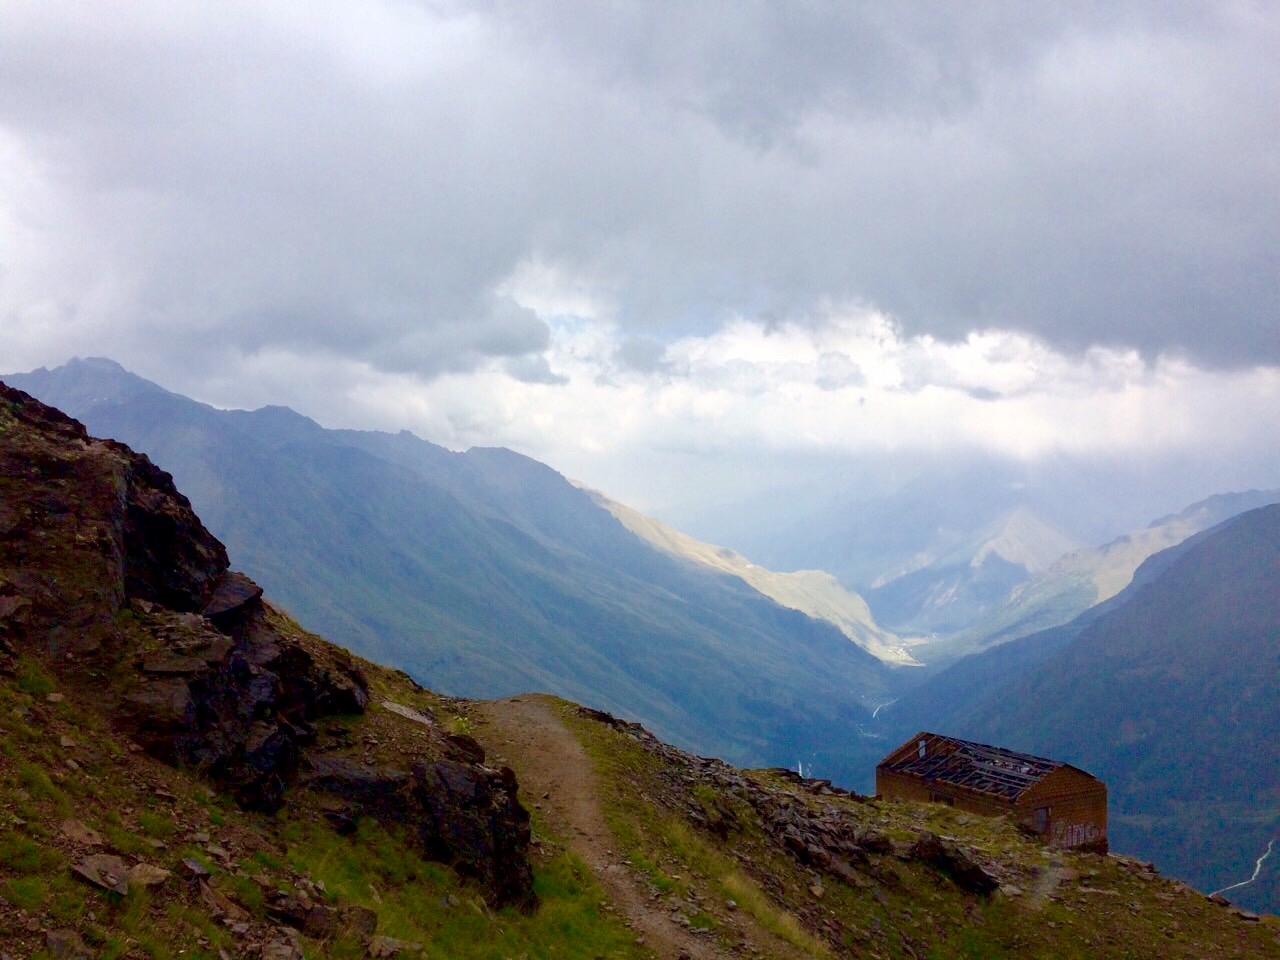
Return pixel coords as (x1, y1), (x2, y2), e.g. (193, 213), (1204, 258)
(0, 1), (1278, 537)
(0, 0), (1276, 382)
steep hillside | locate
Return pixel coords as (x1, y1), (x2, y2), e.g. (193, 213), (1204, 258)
(880, 518), (1231, 746)
(952, 489), (1280, 654)
(5, 359), (894, 774)
(866, 507), (1078, 639)
(2, 381), (1277, 958)
(946, 504), (1280, 915)
(582, 488), (920, 666)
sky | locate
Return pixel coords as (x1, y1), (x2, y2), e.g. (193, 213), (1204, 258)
(2, 1), (1278, 547)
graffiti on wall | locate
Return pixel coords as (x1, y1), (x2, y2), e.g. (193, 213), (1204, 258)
(1052, 821), (1104, 848)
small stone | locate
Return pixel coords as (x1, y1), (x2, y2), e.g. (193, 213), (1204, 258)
(725, 899), (738, 911)
(127, 863), (172, 888)
(46, 692), (65, 703)
(59, 819), (103, 847)
(45, 928), (90, 959)
(71, 853), (129, 895)
(59, 735), (77, 748)
(1000, 885), (1023, 897)
(179, 857), (211, 880)
(367, 935), (425, 958)
(200, 881), (250, 921)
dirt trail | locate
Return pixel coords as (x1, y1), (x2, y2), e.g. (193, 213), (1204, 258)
(474, 696), (813, 960)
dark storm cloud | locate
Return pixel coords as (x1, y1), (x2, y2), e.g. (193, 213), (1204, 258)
(1, 0), (1276, 376)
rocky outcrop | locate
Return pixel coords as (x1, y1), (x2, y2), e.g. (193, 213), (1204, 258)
(576, 706), (1004, 905)
(0, 380), (535, 907)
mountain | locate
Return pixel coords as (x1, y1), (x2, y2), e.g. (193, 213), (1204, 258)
(865, 507), (1079, 640)
(3, 383), (1276, 956)
(5, 359), (895, 776)
(582, 487), (920, 666)
(922, 504), (1280, 915)
(950, 489), (1280, 654)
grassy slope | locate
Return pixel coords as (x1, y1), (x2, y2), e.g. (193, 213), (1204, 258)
(556, 697), (1280, 959)
(0, 633), (651, 960)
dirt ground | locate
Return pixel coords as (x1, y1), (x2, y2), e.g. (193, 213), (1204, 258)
(474, 695), (816, 960)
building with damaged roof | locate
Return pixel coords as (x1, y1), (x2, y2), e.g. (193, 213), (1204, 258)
(876, 732), (1107, 852)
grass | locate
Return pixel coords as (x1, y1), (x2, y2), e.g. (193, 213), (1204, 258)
(564, 702), (833, 958)
(275, 812), (651, 960)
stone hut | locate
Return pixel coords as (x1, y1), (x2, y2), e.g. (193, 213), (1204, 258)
(876, 731), (1107, 852)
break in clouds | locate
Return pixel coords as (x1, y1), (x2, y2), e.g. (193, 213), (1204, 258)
(1, 0), (1278, 516)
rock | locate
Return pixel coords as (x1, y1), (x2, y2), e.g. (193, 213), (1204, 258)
(367, 936), (424, 958)
(413, 760), (535, 908)
(1000, 885), (1024, 897)
(302, 903), (337, 939)
(265, 891), (313, 930)
(339, 903), (379, 938)
(179, 857), (212, 881)
(316, 659), (370, 715)
(200, 881), (250, 921)
(141, 654), (210, 674)
(59, 818), (103, 847)
(380, 700), (435, 727)
(910, 833), (1000, 896)
(71, 853), (129, 895)
(261, 938), (305, 960)
(127, 862), (172, 888)
(44, 928), (90, 959)
(202, 571), (264, 621)
(444, 733), (485, 765)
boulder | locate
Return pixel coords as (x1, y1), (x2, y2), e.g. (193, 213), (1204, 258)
(413, 761), (535, 908)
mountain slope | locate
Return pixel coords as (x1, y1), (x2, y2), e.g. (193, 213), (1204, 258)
(866, 506), (1079, 639)
(5, 359), (893, 774)
(952, 489), (1280, 653)
(3, 376), (1278, 957)
(946, 504), (1280, 915)
(583, 487), (920, 665)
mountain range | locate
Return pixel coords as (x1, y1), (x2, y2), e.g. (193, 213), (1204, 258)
(4, 358), (897, 774)
(9, 357), (1280, 917)
(943, 488), (1280, 656)
(2, 376), (1276, 958)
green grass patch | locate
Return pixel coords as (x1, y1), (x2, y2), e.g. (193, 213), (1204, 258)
(138, 809), (177, 840)
(17, 761), (73, 817)
(275, 812), (648, 960)
(0, 830), (62, 874)
(15, 657), (55, 697)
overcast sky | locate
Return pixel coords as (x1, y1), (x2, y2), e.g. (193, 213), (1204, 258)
(2, 1), (1278, 537)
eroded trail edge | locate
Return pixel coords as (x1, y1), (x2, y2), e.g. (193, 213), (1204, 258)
(474, 695), (799, 960)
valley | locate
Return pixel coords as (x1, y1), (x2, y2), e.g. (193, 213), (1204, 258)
(4, 360), (1280, 938)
